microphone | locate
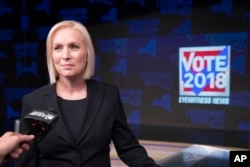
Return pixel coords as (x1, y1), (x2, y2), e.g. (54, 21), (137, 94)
(23, 108), (58, 140)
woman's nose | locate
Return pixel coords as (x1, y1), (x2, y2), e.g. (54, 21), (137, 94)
(62, 49), (70, 60)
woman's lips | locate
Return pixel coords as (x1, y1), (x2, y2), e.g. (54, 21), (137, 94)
(61, 64), (74, 68)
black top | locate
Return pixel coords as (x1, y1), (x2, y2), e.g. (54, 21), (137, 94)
(57, 96), (87, 143)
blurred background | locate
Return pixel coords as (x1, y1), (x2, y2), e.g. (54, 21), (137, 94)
(0, 0), (249, 156)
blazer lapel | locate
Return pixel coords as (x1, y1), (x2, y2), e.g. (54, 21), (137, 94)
(77, 80), (105, 144)
(43, 84), (76, 147)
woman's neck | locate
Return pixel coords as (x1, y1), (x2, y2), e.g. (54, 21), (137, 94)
(56, 79), (87, 100)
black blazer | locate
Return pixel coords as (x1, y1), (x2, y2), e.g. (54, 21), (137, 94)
(14, 79), (159, 167)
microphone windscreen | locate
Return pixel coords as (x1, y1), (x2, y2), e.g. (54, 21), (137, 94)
(23, 109), (58, 139)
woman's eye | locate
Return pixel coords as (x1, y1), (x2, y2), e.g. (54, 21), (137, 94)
(54, 46), (62, 50)
(70, 44), (79, 50)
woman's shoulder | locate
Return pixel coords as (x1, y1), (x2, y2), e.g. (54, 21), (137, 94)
(87, 79), (119, 91)
(24, 84), (54, 97)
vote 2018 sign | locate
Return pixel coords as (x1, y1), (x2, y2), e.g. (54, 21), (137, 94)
(179, 46), (230, 105)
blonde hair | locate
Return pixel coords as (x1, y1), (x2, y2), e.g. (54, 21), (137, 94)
(46, 20), (95, 84)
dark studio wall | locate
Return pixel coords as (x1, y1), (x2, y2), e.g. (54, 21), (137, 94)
(0, 0), (250, 149)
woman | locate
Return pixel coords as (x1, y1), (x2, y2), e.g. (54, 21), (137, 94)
(14, 20), (160, 167)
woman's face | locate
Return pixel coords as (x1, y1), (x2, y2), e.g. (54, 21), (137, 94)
(52, 27), (87, 80)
